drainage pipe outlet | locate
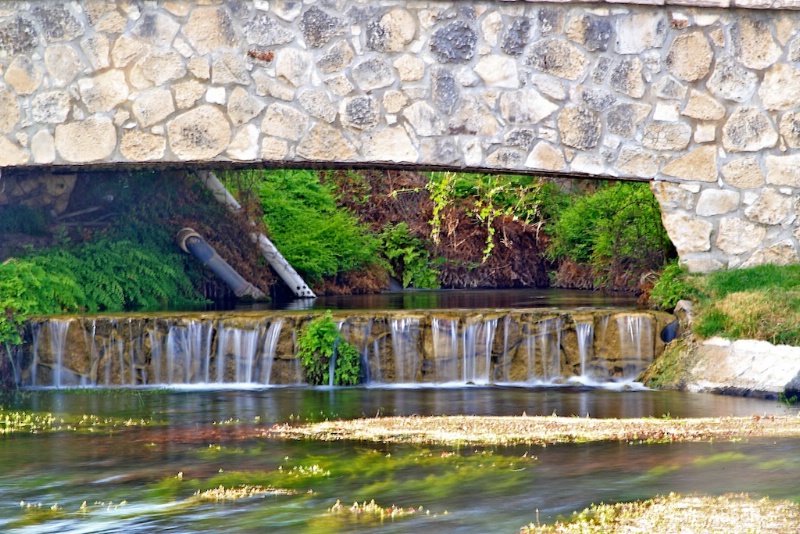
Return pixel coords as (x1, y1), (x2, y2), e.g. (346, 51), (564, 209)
(176, 228), (266, 300)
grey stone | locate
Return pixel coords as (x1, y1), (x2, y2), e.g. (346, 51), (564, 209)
(716, 217), (767, 255)
(653, 76), (687, 100)
(243, 13), (294, 47)
(607, 103), (651, 137)
(505, 129), (537, 149)
(591, 56), (611, 84)
(527, 39), (588, 81)
(31, 91), (70, 124)
(731, 17), (781, 70)
(167, 105), (231, 160)
(341, 95), (380, 131)
(421, 138), (460, 166)
(538, 8), (564, 37)
(366, 9), (416, 53)
(432, 67), (459, 114)
(643, 122), (691, 151)
(300, 6), (345, 48)
(707, 56), (758, 103)
(579, 88), (616, 112)
(566, 15), (613, 52)
(488, 147), (525, 169)
(0, 16), (39, 56)
(276, 49), (312, 87)
(558, 106), (601, 150)
(609, 57), (644, 98)
(352, 58), (394, 92)
(501, 18), (531, 57)
(316, 40), (354, 74)
(33, 5), (83, 42)
(780, 111), (800, 149)
(722, 107), (778, 152)
(430, 21), (477, 63)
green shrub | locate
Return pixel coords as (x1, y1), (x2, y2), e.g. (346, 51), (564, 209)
(380, 223), (440, 289)
(649, 260), (696, 310)
(224, 169), (381, 282)
(298, 312), (362, 386)
(0, 205), (49, 236)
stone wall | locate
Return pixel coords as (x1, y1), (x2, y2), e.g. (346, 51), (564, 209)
(1, 1), (800, 271)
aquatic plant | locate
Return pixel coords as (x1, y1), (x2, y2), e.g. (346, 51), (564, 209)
(298, 312), (363, 386)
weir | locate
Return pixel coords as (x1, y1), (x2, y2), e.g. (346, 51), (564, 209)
(15, 309), (674, 388)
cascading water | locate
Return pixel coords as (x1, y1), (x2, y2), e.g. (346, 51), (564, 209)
(538, 318), (562, 382)
(462, 319), (498, 384)
(258, 320), (283, 384)
(616, 315), (655, 380)
(48, 319), (71, 387)
(575, 320), (594, 379)
(391, 317), (421, 383)
(431, 317), (460, 383)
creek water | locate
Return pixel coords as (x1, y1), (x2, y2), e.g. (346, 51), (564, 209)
(0, 388), (797, 533)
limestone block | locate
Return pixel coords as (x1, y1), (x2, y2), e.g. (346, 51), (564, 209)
(80, 34), (110, 71)
(78, 70), (128, 114)
(31, 91), (70, 124)
(403, 101), (445, 137)
(0, 136), (28, 165)
(228, 87), (266, 126)
(167, 105), (231, 161)
(276, 49), (312, 87)
(296, 123), (356, 161)
(432, 67), (459, 114)
(253, 70), (296, 101)
(352, 57), (394, 92)
(487, 147), (524, 169)
(609, 57), (644, 98)
(525, 142), (566, 171)
(744, 188), (793, 225)
(173, 80), (206, 109)
(558, 106), (601, 149)
(324, 75), (353, 97)
(481, 12), (502, 47)
(182, 7), (239, 55)
(340, 96), (380, 132)
(316, 41), (354, 74)
(781, 111), (800, 149)
(243, 12), (294, 47)
(261, 103), (308, 141)
(367, 9), (416, 52)
(132, 89), (175, 128)
(499, 89), (558, 124)
(731, 17), (781, 70)
(226, 124), (259, 161)
(759, 64), (800, 111)
(719, 158), (762, 189)
(716, 217), (767, 255)
(766, 154), (800, 187)
(130, 50), (186, 90)
(742, 240), (800, 268)
(616, 147), (659, 178)
(653, 76), (688, 100)
(682, 90), (726, 121)
(501, 18), (532, 57)
(45, 44), (82, 87)
(95, 12), (126, 34)
(33, 4), (83, 42)
(120, 130), (166, 161)
(449, 96), (500, 137)
(566, 14), (613, 52)
(681, 257), (726, 274)
(5, 56), (42, 95)
(212, 53), (250, 85)
(0, 86), (19, 133)
(722, 108), (778, 152)
(696, 189), (740, 216)
(30, 130), (55, 164)
(393, 55), (424, 82)
(707, 56), (758, 103)
(473, 56), (519, 89)
(383, 90), (408, 114)
(0, 16), (39, 56)
(111, 35), (149, 68)
(261, 136), (289, 160)
(570, 153), (606, 175)
(361, 127), (418, 163)
(662, 211), (713, 254)
(132, 12), (180, 47)
(666, 32), (713, 82)
(643, 122), (692, 151)
(607, 103), (651, 137)
(661, 146), (717, 182)
(526, 39), (588, 81)
(188, 56), (210, 80)
(650, 181), (696, 211)
(55, 116), (117, 163)
(300, 5), (346, 48)
(615, 13), (667, 54)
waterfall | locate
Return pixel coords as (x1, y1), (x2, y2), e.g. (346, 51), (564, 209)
(258, 320), (282, 384)
(462, 319), (497, 384)
(431, 317), (459, 383)
(575, 320), (594, 378)
(164, 320), (214, 384)
(538, 318), (562, 382)
(216, 323), (261, 384)
(48, 319), (71, 387)
(391, 317), (420, 383)
(616, 315), (654, 380)
(30, 322), (40, 386)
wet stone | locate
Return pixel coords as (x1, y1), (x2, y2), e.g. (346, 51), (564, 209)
(300, 6), (345, 48)
(527, 39), (588, 81)
(243, 13), (294, 47)
(432, 67), (459, 115)
(33, 5), (83, 42)
(707, 55), (758, 103)
(341, 95), (380, 131)
(558, 106), (601, 150)
(430, 21), (477, 63)
(501, 18), (531, 57)
(0, 17), (39, 56)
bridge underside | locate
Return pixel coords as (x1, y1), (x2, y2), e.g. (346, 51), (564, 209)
(2, 0), (800, 271)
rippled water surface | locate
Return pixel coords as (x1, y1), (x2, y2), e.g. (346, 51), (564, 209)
(1, 388), (797, 533)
